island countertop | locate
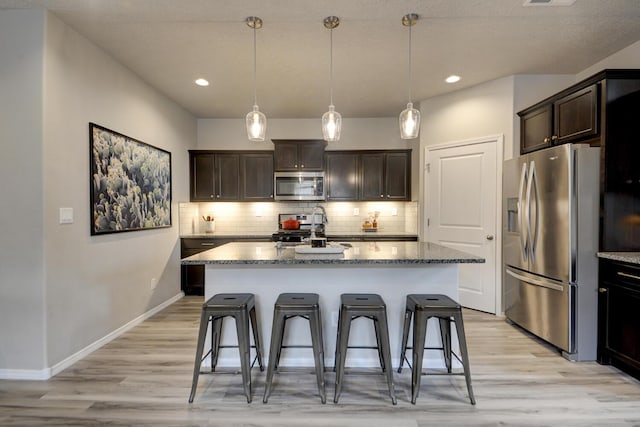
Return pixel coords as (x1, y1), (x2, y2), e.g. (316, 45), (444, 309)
(181, 241), (484, 265)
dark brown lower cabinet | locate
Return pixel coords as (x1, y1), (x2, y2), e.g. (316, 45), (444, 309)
(598, 258), (640, 380)
(180, 237), (271, 296)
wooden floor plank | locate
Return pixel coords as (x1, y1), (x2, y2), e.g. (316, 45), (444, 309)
(1, 295), (639, 426)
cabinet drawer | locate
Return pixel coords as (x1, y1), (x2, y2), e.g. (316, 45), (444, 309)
(601, 260), (640, 291)
(181, 238), (218, 250)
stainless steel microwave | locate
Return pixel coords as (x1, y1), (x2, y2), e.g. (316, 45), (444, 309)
(274, 171), (326, 201)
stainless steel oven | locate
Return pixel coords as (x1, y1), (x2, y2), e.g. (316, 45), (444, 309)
(274, 171), (325, 201)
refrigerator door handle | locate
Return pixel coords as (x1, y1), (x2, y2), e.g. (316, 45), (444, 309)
(526, 160), (538, 263)
(518, 162), (529, 261)
(528, 161), (540, 263)
(506, 268), (565, 292)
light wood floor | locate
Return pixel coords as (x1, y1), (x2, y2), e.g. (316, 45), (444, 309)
(1, 296), (639, 426)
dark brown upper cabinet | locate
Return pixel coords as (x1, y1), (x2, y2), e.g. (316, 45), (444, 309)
(519, 83), (600, 154)
(360, 150), (411, 201)
(189, 151), (273, 202)
(272, 139), (326, 171)
(241, 152), (274, 201)
(191, 152), (216, 201)
(326, 152), (359, 201)
(214, 153), (241, 201)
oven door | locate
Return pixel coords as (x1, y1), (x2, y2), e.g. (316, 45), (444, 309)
(274, 172), (325, 201)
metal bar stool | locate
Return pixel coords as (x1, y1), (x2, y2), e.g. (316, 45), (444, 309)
(398, 294), (475, 405)
(263, 293), (326, 403)
(188, 293), (264, 403)
(333, 293), (396, 405)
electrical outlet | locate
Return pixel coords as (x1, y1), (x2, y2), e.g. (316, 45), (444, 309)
(150, 278), (157, 290)
(331, 311), (339, 327)
(391, 207), (398, 216)
(353, 208), (359, 216)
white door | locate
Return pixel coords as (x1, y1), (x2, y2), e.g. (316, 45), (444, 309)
(425, 136), (501, 314)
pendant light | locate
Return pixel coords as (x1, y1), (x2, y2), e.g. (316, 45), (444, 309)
(322, 16), (341, 142)
(246, 16), (266, 141)
(399, 13), (420, 140)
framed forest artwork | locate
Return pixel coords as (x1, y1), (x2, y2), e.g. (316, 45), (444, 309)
(89, 123), (172, 235)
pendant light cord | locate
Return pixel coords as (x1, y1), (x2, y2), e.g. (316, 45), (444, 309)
(407, 22), (413, 103)
(329, 26), (334, 106)
(252, 23), (258, 106)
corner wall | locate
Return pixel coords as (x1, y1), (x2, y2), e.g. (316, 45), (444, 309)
(0, 9), (47, 374)
(0, 9), (196, 377)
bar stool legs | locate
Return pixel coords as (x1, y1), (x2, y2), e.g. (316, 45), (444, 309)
(263, 293), (326, 404)
(398, 294), (475, 405)
(333, 293), (397, 405)
(189, 293), (264, 403)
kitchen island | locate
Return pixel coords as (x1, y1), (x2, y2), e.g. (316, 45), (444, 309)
(182, 241), (483, 368)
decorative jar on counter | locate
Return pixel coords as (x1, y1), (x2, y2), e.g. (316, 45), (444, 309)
(202, 216), (215, 233)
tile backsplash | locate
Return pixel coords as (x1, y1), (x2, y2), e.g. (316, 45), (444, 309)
(179, 201), (418, 236)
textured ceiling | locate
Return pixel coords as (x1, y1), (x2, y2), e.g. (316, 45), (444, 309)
(3, 0), (640, 118)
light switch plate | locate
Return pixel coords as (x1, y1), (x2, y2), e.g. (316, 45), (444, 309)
(59, 207), (74, 224)
(353, 208), (359, 216)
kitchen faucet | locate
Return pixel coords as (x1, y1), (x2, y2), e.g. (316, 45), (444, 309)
(310, 204), (328, 238)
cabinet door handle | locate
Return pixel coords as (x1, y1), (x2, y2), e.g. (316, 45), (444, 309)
(380, 194), (384, 198)
(543, 137), (550, 143)
(617, 271), (640, 281)
(551, 135), (558, 141)
(598, 287), (608, 293)
(301, 164), (305, 168)
(201, 243), (216, 246)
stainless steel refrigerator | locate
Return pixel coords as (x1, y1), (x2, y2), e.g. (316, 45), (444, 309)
(503, 144), (600, 361)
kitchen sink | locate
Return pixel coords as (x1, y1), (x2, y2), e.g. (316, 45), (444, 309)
(294, 244), (345, 254)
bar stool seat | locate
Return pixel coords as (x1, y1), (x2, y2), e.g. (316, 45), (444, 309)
(333, 293), (396, 405)
(398, 294), (475, 405)
(263, 293), (326, 403)
(188, 293), (264, 403)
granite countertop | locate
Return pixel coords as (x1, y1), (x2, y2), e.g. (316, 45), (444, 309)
(180, 231), (418, 239)
(597, 252), (640, 265)
(181, 241), (484, 265)
(180, 234), (272, 239)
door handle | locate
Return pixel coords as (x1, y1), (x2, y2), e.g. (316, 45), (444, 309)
(486, 235), (494, 241)
(505, 269), (565, 292)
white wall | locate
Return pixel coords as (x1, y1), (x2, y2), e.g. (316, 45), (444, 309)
(577, 40), (640, 81)
(0, 9), (196, 376)
(42, 13), (195, 369)
(0, 9), (47, 373)
(417, 76), (515, 239)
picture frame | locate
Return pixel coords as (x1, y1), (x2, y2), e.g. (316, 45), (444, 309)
(89, 123), (172, 235)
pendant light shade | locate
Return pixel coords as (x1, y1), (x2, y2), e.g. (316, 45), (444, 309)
(399, 102), (420, 139)
(246, 16), (266, 142)
(322, 16), (341, 142)
(246, 105), (266, 141)
(322, 104), (341, 141)
(399, 13), (420, 140)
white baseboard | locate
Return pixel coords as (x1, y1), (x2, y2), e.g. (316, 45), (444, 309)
(0, 367), (52, 380)
(0, 292), (184, 381)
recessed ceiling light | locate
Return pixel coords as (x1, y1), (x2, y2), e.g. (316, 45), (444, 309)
(445, 75), (461, 84)
(195, 78), (209, 87)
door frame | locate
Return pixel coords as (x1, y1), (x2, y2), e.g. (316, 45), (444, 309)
(424, 134), (504, 315)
